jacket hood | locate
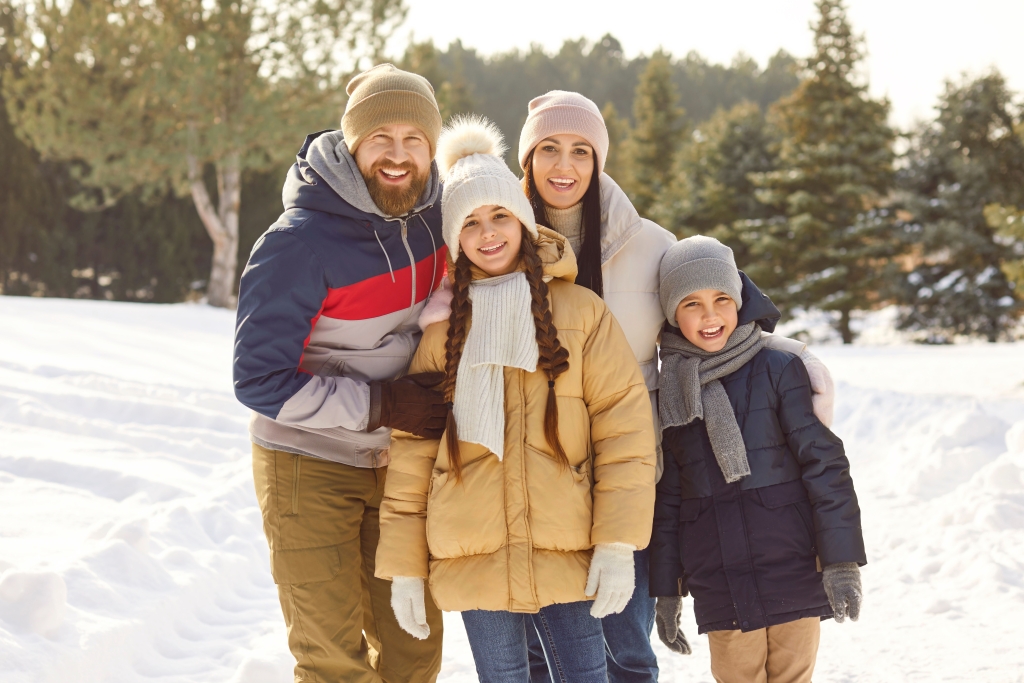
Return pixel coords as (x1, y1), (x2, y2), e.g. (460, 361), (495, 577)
(598, 173), (645, 264)
(283, 130), (441, 219)
(736, 270), (781, 333)
(534, 226), (578, 283)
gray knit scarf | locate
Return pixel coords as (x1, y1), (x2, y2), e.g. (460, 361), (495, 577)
(658, 322), (765, 483)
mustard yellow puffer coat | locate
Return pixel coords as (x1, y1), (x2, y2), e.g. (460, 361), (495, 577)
(375, 228), (656, 613)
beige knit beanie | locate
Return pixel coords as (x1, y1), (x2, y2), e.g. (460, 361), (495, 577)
(518, 91), (610, 173)
(437, 116), (538, 261)
(660, 235), (744, 326)
(341, 63), (443, 155)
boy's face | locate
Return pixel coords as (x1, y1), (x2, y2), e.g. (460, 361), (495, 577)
(675, 289), (739, 352)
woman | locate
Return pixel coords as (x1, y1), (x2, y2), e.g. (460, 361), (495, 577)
(375, 117), (658, 683)
(516, 91), (837, 681)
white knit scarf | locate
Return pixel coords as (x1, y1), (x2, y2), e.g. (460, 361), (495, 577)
(453, 271), (539, 459)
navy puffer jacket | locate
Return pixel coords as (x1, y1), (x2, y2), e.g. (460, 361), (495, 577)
(649, 295), (865, 634)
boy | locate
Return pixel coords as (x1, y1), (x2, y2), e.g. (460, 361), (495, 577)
(648, 236), (866, 683)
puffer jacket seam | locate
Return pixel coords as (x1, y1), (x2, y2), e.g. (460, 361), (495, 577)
(745, 443), (790, 453)
(783, 421), (825, 438)
(518, 368), (540, 609)
(586, 381), (649, 408)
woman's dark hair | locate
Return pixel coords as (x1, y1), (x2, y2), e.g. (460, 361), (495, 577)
(522, 152), (603, 297)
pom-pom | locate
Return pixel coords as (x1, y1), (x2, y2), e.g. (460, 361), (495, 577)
(436, 115), (507, 177)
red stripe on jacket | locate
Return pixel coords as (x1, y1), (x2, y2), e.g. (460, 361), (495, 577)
(321, 246), (447, 321)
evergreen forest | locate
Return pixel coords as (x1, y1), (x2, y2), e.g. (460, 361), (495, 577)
(2, 0), (1023, 342)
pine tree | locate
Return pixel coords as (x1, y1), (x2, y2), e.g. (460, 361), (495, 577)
(623, 51), (685, 217)
(601, 101), (631, 181)
(748, 0), (899, 343)
(650, 101), (777, 270)
(985, 202), (1024, 302)
(898, 74), (1024, 340)
(2, 0), (404, 307)
(400, 39), (475, 122)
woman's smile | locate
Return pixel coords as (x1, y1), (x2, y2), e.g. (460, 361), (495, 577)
(547, 176), (577, 193)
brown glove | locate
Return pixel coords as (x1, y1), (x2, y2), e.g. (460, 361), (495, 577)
(367, 372), (448, 438)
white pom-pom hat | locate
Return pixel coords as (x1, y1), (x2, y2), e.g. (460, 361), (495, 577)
(437, 115), (538, 261)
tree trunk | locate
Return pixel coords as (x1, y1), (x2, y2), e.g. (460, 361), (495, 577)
(838, 308), (854, 344)
(187, 151), (240, 308)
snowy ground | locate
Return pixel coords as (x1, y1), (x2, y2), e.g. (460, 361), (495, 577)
(1, 296), (1023, 682)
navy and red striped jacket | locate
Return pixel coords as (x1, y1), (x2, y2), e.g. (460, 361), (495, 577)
(233, 131), (446, 466)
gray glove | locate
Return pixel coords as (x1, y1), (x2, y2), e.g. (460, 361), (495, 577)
(655, 596), (691, 655)
(823, 562), (862, 623)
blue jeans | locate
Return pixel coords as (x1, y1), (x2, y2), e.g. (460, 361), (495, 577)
(463, 601), (608, 683)
(526, 548), (659, 683)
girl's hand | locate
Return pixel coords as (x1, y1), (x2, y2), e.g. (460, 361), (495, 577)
(585, 543), (636, 618)
(390, 576), (430, 639)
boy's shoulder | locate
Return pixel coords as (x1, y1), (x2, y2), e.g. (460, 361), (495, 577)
(726, 346), (804, 387)
(754, 345), (801, 368)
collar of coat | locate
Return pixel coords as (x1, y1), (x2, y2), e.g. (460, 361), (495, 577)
(598, 173), (644, 265)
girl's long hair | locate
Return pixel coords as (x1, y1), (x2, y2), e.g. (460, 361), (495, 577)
(442, 228), (571, 480)
(523, 152), (603, 297)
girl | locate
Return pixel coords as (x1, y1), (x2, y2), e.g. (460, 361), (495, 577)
(375, 116), (657, 683)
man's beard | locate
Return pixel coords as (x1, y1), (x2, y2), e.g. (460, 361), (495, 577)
(363, 159), (431, 217)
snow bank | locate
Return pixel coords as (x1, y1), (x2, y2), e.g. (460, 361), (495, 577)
(1, 296), (1023, 682)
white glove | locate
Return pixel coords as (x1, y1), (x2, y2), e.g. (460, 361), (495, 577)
(390, 576), (429, 639)
(800, 348), (835, 428)
(585, 543), (636, 618)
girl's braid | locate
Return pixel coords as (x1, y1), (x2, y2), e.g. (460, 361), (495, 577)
(520, 234), (571, 466)
(442, 253), (473, 480)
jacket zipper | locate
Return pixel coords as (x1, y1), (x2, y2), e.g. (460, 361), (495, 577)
(398, 218), (417, 308)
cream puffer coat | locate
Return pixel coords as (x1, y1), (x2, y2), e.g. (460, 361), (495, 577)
(375, 228), (657, 613)
(595, 175), (675, 479)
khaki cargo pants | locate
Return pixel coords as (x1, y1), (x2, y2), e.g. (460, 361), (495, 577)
(708, 617), (820, 683)
(252, 444), (443, 683)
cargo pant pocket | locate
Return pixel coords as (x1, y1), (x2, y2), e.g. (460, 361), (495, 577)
(270, 545), (343, 585)
(280, 453), (301, 517)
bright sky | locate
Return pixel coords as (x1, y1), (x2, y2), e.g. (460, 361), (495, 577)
(391, 0), (1024, 131)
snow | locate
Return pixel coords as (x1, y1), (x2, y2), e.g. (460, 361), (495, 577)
(1, 295), (1023, 682)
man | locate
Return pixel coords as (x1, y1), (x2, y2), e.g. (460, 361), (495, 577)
(234, 64), (448, 683)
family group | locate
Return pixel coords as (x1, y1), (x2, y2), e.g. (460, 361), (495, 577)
(232, 63), (866, 683)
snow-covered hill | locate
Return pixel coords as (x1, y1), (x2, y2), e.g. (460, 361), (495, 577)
(1, 296), (1023, 682)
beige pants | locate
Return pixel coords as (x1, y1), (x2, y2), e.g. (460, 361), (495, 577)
(252, 444), (443, 683)
(708, 617), (820, 683)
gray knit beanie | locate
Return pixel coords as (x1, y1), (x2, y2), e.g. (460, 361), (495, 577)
(660, 235), (743, 326)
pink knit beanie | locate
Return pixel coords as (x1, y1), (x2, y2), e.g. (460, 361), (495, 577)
(518, 91), (609, 173)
